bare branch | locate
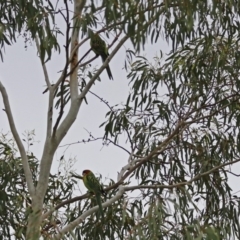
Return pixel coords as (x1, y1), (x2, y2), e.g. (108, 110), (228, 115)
(58, 135), (131, 156)
(89, 90), (113, 111)
(105, 138), (131, 155)
(0, 81), (35, 196)
(59, 137), (104, 147)
(225, 170), (240, 177)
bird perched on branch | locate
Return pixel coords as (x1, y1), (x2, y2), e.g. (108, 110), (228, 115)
(82, 169), (106, 219)
(89, 30), (113, 80)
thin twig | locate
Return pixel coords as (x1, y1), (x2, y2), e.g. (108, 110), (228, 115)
(89, 90), (113, 111)
(84, 128), (131, 155)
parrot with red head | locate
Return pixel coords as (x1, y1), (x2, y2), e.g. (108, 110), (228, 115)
(82, 169), (105, 218)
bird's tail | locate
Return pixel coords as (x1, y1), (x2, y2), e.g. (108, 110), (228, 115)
(95, 193), (104, 219)
(101, 54), (113, 80)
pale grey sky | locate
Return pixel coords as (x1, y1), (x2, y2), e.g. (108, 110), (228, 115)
(0, 22), (169, 196)
(0, 1), (239, 202)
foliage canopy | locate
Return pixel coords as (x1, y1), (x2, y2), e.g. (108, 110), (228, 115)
(1, 0), (240, 239)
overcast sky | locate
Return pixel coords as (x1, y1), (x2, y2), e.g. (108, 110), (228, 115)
(0, 2), (239, 200)
(0, 11), (169, 197)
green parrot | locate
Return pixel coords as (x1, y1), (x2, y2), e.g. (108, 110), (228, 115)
(90, 31), (113, 80)
(82, 169), (105, 219)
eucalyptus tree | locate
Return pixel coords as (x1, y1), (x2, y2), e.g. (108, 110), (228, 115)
(1, 0), (240, 239)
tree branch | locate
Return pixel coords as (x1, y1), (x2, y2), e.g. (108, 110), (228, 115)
(35, 0), (87, 211)
(47, 36), (90, 95)
(35, 36), (54, 138)
(53, 186), (125, 239)
(0, 81), (35, 196)
(50, 34), (129, 150)
(52, 127), (240, 239)
(41, 118), (187, 219)
(124, 158), (240, 191)
(43, 95), (235, 220)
